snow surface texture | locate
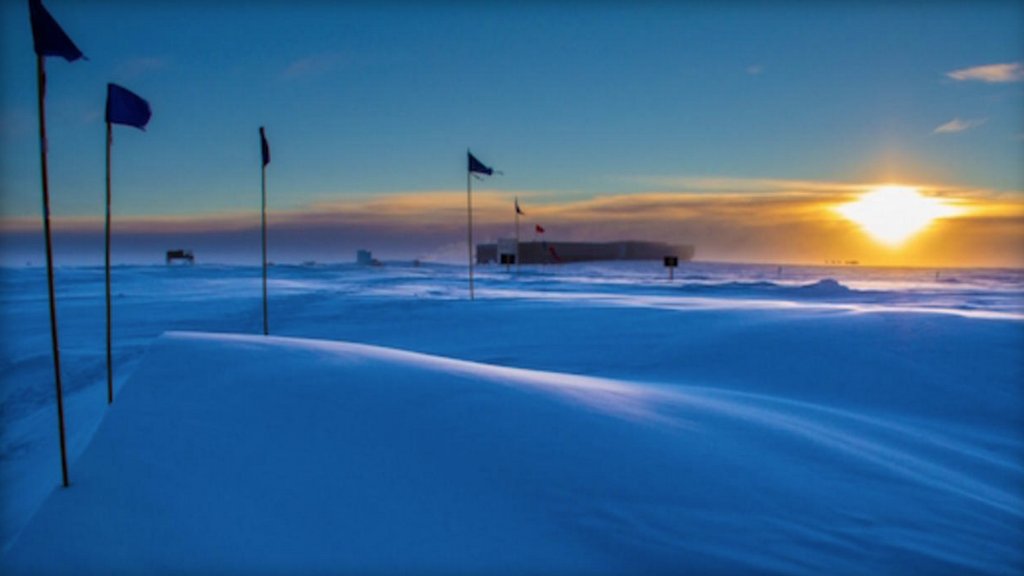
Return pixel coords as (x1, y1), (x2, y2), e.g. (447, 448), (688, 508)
(1, 262), (1023, 574)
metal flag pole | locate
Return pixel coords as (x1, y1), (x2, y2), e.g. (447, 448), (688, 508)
(103, 82), (151, 403)
(515, 197), (520, 276)
(261, 127), (269, 335)
(467, 159), (474, 300)
(105, 121), (113, 404)
(35, 54), (69, 487)
(260, 138), (268, 334)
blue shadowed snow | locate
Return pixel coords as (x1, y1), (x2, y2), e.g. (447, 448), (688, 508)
(1, 261), (1023, 574)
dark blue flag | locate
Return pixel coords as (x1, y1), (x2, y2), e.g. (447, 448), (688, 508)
(468, 151), (492, 175)
(515, 198), (524, 215)
(28, 0), (84, 62)
(260, 127), (270, 166)
(106, 83), (151, 130)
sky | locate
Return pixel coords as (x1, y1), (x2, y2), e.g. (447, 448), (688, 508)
(1, 0), (1022, 267)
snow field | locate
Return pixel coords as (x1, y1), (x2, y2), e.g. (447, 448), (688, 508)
(1, 262), (1022, 574)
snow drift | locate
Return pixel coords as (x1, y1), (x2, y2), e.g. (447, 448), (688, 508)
(4, 330), (1022, 575)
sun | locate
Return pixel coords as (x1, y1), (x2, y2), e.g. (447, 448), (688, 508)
(835, 186), (961, 246)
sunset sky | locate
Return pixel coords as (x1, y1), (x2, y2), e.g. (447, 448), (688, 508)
(1, 1), (1022, 267)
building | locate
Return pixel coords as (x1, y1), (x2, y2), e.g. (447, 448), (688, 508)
(356, 249), (382, 266)
(477, 240), (694, 265)
(165, 249), (194, 265)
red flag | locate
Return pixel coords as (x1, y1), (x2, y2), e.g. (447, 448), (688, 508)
(548, 245), (562, 262)
(535, 224), (545, 233)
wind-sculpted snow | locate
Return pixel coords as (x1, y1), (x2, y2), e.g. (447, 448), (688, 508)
(3, 332), (1022, 575)
(671, 277), (859, 299)
(1, 261), (1022, 573)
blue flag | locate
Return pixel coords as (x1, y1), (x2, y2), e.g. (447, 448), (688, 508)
(515, 197), (524, 215)
(260, 127), (270, 166)
(468, 151), (492, 175)
(28, 0), (84, 62)
(106, 83), (151, 130)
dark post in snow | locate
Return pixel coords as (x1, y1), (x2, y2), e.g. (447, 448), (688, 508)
(35, 54), (70, 487)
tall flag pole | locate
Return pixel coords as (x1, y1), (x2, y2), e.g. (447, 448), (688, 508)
(28, 0), (84, 488)
(467, 155), (473, 299)
(104, 120), (111, 402)
(515, 197), (523, 275)
(467, 150), (496, 300)
(104, 83), (151, 405)
(260, 126), (270, 335)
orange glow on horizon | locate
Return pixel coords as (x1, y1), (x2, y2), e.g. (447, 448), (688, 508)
(834, 186), (963, 247)
(2, 181), (1019, 268)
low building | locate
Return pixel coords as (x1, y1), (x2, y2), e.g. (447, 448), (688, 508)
(165, 249), (194, 265)
(476, 240), (694, 265)
(356, 249), (382, 266)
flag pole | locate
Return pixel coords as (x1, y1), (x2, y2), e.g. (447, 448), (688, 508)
(515, 197), (520, 276)
(103, 83), (151, 402)
(261, 138), (268, 336)
(35, 54), (69, 487)
(104, 121), (113, 404)
(467, 152), (474, 300)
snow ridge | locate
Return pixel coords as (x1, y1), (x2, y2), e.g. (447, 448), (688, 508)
(3, 331), (1021, 575)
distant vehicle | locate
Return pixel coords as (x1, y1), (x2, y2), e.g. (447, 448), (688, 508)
(166, 249), (194, 265)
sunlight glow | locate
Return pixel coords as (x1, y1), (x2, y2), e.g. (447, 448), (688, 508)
(835, 186), (961, 246)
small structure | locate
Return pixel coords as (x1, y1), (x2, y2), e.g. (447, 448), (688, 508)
(165, 249), (194, 265)
(664, 256), (679, 280)
(356, 249), (381, 266)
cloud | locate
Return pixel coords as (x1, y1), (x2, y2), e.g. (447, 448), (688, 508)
(625, 175), (868, 195)
(932, 117), (987, 135)
(946, 62), (1024, 83)
(282, 52), (346, 79)
(3, 180), (1021, 267)
(2, 180), (996, 239)
(746, 65), (764, 76)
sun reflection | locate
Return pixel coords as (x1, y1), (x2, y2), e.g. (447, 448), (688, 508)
(835, 186), (961, 246)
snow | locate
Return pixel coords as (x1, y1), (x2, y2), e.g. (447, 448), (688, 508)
(1, 261), (1023, 574)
